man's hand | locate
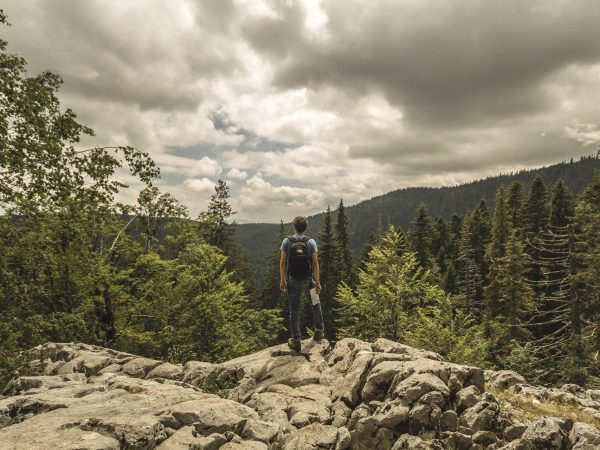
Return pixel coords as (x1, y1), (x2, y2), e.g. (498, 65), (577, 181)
(280, 280), (287, 293)
(315, 283), (322, 295)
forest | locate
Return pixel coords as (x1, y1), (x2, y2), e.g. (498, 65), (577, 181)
(237, 156), (600, 275)
(1, 9), (600, 391)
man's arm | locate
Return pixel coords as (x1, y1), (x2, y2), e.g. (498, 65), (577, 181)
(311, 251), (321, 294)
(279, 251), (287, 292)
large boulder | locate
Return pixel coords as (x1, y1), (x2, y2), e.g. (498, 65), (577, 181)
(570, 421), (600, 449)
(459, 401), (501, 433)
(521, 416), (572, 449)
(486, 370), (527, 390)
(280, 423), (350, 450)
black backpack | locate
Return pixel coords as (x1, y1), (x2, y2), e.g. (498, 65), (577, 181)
(287, 235), (312, 279)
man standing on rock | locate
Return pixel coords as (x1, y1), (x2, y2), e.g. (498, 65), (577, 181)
(280, 216), (324, 352)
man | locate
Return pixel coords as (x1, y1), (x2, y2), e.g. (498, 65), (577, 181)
(280, 216), (324, 352)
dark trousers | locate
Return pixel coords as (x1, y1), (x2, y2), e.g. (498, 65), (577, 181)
(287, 276), (324, 340)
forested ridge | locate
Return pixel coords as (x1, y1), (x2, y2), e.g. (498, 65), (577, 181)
(1, 9), (600, 392)
(237, 156), (600, 275)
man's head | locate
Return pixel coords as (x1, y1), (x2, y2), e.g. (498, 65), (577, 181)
(293, 216), (308, 233)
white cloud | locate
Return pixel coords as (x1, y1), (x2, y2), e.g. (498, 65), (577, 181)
(183, 177), (215, 193)
(226, 168), (248, 179)
(188, 156), (222, 177)
(566, 123), (600, 147)
(237, 175), (325, 217)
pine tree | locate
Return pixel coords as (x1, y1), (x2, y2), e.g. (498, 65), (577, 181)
(484, 187), (532, 365)
(457, 202), (490, 319)
(411, 204), (433, 268)
(444, 214), (462, 295)
(507, 181), (524, 231)
(335, 226), (443, 342)
(473, 200), (492, 276)
(524, 179), (578, 384)
(485, 186), (512, 318)
(259, 221), (287, 309)
(335, 199), (354, 286)
(574, 172), (600, 372)
(523, 176), (550, 301)
(197, 180), (253, 285)
(318, 206), (339, 340)
(432, 216), (450, 276)
(549, 179), (574, 228)
(257, 221), (287, 341)
(198, 179), (236, 250)
(524, 176), (550, 236)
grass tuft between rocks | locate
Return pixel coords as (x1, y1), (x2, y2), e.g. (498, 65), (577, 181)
(487, 385), (600, 430)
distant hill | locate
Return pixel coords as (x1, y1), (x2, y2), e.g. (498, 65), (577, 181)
(236, 155), (600, 278)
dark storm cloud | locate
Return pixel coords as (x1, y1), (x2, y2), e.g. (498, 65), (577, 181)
(242, 0), (600, 127)
(3, 0), (240, 112)
(2, 0), (599, 221)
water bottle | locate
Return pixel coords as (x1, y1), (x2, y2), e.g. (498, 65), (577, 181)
(310, 287), (320, 305)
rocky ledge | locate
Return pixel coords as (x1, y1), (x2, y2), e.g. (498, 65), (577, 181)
(1, 339), (599, 449)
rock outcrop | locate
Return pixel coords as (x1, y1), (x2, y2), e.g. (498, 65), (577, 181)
(0, 339), (599, 449)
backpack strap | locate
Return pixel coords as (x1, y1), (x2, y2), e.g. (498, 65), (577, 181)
(288, 235), (310, 243)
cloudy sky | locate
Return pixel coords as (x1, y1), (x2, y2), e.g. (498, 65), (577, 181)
(3, 1), (600, 222)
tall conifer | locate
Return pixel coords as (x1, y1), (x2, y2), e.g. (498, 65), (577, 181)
(485, 187), (531, 337)
(411, 205), (433, 268)
(319, 206), (339, 339)
(335, 199), (354, 286)
(507, 181), (524, 231)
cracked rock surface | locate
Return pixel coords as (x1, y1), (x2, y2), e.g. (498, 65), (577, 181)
(1, 339), (599, 449)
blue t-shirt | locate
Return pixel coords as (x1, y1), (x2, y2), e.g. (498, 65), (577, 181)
(280, 234), (318, 255)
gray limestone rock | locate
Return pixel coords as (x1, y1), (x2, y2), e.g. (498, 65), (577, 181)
(521, 416), (572, 449)
(391, 434), (444, 449)
(472, 429), (497, 446)
(146, 363), (184, 380)
(504, 423), (527, 441)
(440, 410), (459, 432)
(2, 341), (599, 450)
(459, 401), (501, 432)
(121, 357), (163, 378)
(280, 423), (343, 450)
(455, 385), (481, 412)
(486, 370), (527, 390)
(394, 372), (450, 405)
(570, 421), (600, 449)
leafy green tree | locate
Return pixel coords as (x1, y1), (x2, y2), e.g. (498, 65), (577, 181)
(135, 186), (188, 252)
(0, 10), (157, 213)
(0, 10), (157, 385)
(116, 243), (279, 362)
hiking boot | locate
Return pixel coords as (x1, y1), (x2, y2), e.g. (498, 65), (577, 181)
(313, 329), (324, 342)
(288, 338), (301, 352)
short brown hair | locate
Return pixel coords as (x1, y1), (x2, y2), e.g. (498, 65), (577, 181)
(293, 216), (308, 233)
